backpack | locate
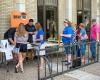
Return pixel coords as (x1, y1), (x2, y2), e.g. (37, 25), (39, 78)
(4, 28), (16, 39)
(4, 29), (9, 39)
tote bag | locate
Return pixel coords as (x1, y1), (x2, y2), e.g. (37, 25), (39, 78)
(81, 34), (88, 40)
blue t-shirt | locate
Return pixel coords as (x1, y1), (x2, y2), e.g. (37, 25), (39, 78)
(62, 26), (74, 43)
(36, 29), (44, 44)
(80, 28), (86, 37)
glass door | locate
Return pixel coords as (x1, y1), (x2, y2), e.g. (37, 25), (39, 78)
(37, 0), (58, 40)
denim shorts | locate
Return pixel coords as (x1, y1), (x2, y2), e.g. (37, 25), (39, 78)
(63, 42), (72, 54)
(80, 40), (86, 56)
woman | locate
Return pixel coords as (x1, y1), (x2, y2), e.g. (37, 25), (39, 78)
(79, 23), (88, 64)
(35, 22), (45, 69)
(61, 19), (74, 65)
(14, 23), (28, 73)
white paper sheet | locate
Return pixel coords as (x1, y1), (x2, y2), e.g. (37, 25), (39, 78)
(5, 50), (13, 61)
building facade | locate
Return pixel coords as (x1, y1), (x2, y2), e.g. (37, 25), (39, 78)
(0, 0), (100, 39)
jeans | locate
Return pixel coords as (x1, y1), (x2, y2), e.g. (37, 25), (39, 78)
(90, 39), (96, 60)
(76, 45), (81, 57)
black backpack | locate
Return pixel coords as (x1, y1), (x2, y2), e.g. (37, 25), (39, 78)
(4, 29), (9, 39)
(4, 28), (16, 39)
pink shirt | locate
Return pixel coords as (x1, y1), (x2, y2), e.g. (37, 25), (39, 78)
(91, 23), (99, 40)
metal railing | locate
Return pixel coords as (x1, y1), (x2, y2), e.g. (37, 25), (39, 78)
(35, 41), (100, 80)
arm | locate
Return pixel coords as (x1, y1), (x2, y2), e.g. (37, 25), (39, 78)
(8, 37), (16, 45)
(96, 26), (99, 42)
(60, 34), (71, 38)
(96, 32), (99, 42)
(8, 29), (16, 45)
(36, 35), (43, 42)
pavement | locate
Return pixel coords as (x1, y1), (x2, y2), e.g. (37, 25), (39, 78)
(54, 62), (100, 80)
(0, 45), (100, 80)
(0, 60), (100, 80)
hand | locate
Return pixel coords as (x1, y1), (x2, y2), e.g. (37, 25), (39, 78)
(96, 40), (99, 42)
(29, 32), (33, 35)
(60, 34), (64, 37)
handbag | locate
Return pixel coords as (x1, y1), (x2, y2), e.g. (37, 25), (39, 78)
(81, 34), (88, 40)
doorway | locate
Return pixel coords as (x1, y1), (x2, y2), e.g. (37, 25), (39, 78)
(37, 0), (58, 40)
(38, 6), (58, 39)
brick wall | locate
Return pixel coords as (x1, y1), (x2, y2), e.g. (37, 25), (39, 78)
(0, 0), (14, 39)
(25, 0), (37, 23)
(0, 0), (37, 39)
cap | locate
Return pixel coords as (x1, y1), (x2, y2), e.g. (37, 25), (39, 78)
(64, 19), (69, 23)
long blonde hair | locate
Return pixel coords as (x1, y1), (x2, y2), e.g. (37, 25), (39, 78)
(16, 23), (27, 36)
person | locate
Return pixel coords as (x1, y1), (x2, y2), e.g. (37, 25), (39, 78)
(48, 33), (55, 42)
(84, 16), (89, 27)
(61, 19), (74, 65)
(25, 19), (36, 43)
(35, 22), (45, 69)
(4, 27), (16, 45)
(79, 23), (88, 64)
(48, 18), (57, 39)
(14, 23), (28, 73)
(76, 25), (81, 57)
(90, 19), (99, 62)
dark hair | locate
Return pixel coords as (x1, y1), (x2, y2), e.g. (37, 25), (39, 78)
(29, 19), (34, 22)
(92, 19), (96, 22)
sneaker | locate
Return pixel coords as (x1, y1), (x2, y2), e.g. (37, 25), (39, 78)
(65, 62), (72, 65)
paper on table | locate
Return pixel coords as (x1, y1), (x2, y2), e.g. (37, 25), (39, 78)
(5, 50), (13, 61)
(32, 35), (36, 42)
(0, 40), (9, 49)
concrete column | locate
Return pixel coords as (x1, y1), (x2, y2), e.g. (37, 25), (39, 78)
(58, 0), (66, 34)
(72, 0), (77, 23)
(65, 0), (77, 23)
(91, 0), (100, 23)
(58, 0), (77, 34)
(65, 0), (72, 21)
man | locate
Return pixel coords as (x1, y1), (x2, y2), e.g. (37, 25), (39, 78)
(4, 28), (16, 45)
(90, 19), (99, 62)
(25, 19), (36, 43)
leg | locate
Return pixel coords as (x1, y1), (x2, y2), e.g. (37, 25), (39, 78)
(90, 41), (96, 62)
(19, 52), (26, 72)
(22, 53), (26, 62)
(68, 54), (72, 63)
(17, 52), (23, 72)
(80, 41), (86, 64)
(15, 53), (22, 73)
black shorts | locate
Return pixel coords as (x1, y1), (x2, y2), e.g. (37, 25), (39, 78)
(16, 43), (27, 52)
